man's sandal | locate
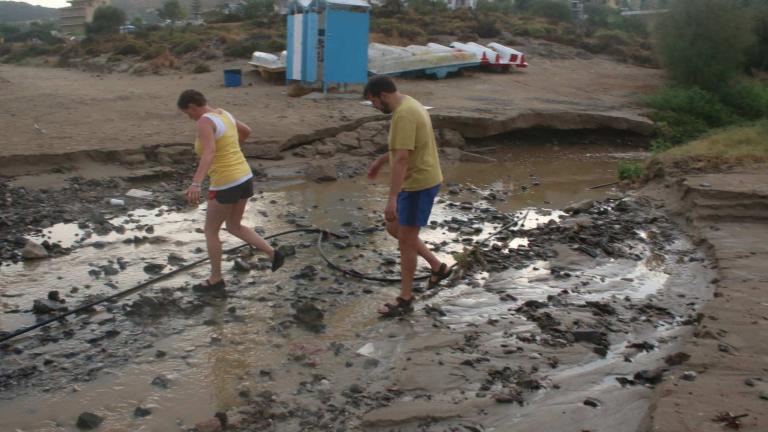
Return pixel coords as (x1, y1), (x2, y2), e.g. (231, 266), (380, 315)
(378, 296), (414, 318)
(192, 279), (226, 293)
(427, 263), (453, 290)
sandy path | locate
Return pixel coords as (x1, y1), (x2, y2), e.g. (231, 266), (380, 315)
(644, 168), (768, 432)
(0, 54), (661, 159)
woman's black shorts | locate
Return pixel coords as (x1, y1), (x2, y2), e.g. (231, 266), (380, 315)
(207, 179), (254, 204)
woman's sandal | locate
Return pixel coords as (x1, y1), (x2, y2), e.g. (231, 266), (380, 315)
(378, 296), (414, 318)
(192, 279), (226, 293)
(427, 263), (453, 290)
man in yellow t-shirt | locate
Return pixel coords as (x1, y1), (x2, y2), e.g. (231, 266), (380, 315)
(365, 76), (451, 317)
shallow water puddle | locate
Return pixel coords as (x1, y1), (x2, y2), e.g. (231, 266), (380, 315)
(1, 143), (706, 432)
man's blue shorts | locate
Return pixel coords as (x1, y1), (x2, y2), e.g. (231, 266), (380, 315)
(397, 184), (441, 227)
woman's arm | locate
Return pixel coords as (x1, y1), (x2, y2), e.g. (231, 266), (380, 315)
(186, 117), (217, 205)
(236, 120), (251, 145)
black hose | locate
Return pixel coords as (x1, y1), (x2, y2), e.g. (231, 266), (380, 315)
(1, 210), (532, 344)
(0, 228), (324, 345)
(316, 231), (432, 283)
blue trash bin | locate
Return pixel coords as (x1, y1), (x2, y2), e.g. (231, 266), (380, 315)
(223, 69), (242, 87)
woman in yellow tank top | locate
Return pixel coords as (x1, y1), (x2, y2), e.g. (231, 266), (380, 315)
(177, 90), (285, 291)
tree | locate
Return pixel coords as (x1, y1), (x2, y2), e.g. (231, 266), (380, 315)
(653, 0), (755, 90)
(158, 0), (186, 26)
(529, 0), (572, 22)
(191, 0), (202, 20)
(242, 0), (275, 20)
(383, 0), (403, 15)
(514, 0), (534, 11)
(87, 5), (127, 35)
(745, 2), (768, 71)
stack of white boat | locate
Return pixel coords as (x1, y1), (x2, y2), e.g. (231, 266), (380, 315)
(248, 41), (527, 79)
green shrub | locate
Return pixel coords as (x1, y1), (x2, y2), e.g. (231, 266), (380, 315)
(617, 161), (644, 181)
(650, 139), (673, 154)
(223, 37), (279, 58)
(653, 0), (755, 90)
(408, 0), (447, 14)
(172, 39), (201, 55)
(591, 29), (632, 52)
(142, 45), (167, 60)
(646, 86), (738, 128)
(115, 41), (148, 56)
(475, 17), (502, 38)
(107, 54), (125, 62)
(2, 45), (54, 63)
(193, 62), (211, 73)
(87, 5), (127, 35)
(649, 111), (711, 145)
(530, 0), (571, 22)
(513, 23), (555, 38)
(716, 80), (768, 120)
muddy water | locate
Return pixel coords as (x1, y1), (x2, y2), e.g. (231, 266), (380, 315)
(0, 143), (700, 432)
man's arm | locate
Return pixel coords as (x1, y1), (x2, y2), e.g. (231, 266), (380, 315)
(388, 149), (409, 199)
(384, 149), (410, 222)
(367, 153), (389, 180)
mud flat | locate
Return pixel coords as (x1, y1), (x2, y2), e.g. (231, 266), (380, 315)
(0, 143), (722, 432)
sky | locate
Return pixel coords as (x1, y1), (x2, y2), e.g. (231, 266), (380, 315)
(5, 0), (70, 8)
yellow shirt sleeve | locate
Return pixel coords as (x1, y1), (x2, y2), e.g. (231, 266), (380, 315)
(389, 115), (417, 151)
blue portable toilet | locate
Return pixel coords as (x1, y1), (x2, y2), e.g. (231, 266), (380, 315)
(286, 0), (370, 93)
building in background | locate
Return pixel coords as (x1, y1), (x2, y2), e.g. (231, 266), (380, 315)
(58, 0), (111, 34)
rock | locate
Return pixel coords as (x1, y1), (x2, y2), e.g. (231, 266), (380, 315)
(167, 253), (186, 265)
(437, 129), (466, 148)
(293, 145), (317, 158)
(143, 263), (166, 275)
(583, 397), (601, 408)
(242, 143), (283, 160)
(634, 368), (665, 385)
(194, 418), (223, 432)
(565, 199), (595, 214)
(575, 245), (599, 258)
(305, 164), (338, 182)
(48, 290), (61, 302)
(151, 374), (170, 389)
(233, 258), (251, 272)
(33, 299), (61, 314)
(681, 371), (697, 381)
(571, 330), (608, 346)
(493, 391), (523, 404)
(293, 302), (325, 331)
(21, 240), (48, 259)
(745, 378), (756, 387)
(441, 147), (462, 161)
(315, 141), (338, 156)
(334, 131), (360, 150)
(664, 352), (691, 366)
(348, 384), (364, 394)
(134, 406), (152, 418)
(760, 392), (768, 401)
(356, 122), (386, 142)
(615, 199), (645, 212)
(76, 412), (103, 430)
(277, 245), (296, 257)
(101, 265), (119, 276)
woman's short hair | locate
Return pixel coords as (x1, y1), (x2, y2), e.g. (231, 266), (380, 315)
(177, 89), (207, 109)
